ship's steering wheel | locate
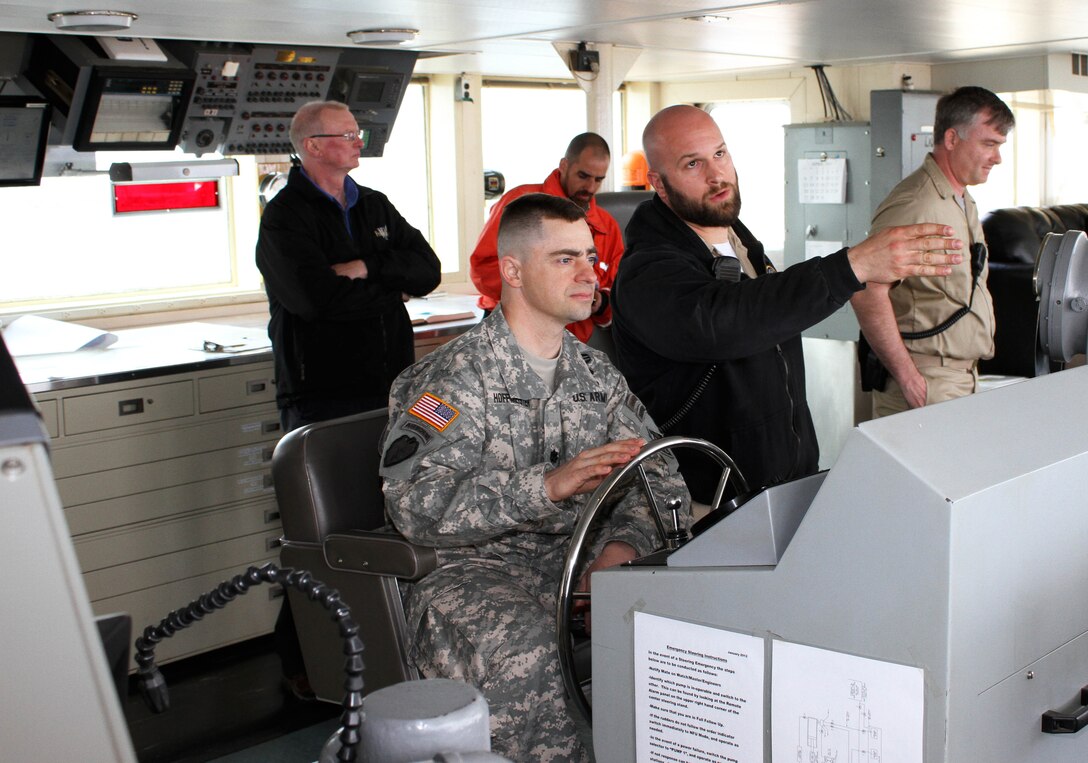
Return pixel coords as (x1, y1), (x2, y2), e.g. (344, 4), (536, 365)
(554, 436), (749, 725)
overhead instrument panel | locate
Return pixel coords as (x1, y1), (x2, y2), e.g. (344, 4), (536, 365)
(168, 43), (338, 156)
(18, 35), (418, 159)
(165, 41), (417, 158)
(329, 46), (419, 159)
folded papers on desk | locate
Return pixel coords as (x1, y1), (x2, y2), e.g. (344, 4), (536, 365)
(406, 294), (479, 326)
(2, 315), (118, 356)
(410, 310), (476, 325)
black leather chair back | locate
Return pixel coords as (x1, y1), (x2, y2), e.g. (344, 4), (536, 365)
(596, 190), (655, 245)
(984, 204), (1088, 265)
(589, 190), (656, 361)
(981, 204), (1088, 376)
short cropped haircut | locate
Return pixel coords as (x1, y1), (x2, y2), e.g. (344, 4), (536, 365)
(935, 86), (1015, 139)
(564, 132), (611, 163)
(289, 101), (352, 155)
(497, 193), (587, 259)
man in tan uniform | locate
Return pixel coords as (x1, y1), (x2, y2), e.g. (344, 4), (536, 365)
(853, 86), (1015, 417)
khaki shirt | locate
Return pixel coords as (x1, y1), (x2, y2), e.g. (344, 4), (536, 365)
(871, 153), (995, 362)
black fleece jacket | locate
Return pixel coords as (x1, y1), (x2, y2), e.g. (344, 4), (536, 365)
(256, 166), (441, 408)
(611, 195), (862, 502)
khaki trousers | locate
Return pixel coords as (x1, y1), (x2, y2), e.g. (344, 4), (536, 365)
(872, 355), (978, 418)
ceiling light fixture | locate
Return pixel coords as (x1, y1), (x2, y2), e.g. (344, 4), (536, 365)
(346, 28), (419, 45)
(48, 9), (138, 32)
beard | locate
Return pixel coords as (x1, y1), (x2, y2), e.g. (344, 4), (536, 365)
(568, 191), (592, 210)
(660, 174), (742, 228)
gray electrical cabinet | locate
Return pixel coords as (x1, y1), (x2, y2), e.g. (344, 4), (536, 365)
(592, 367), (1088, 762)
(783, 122), (871, 341)
(870, 90), (942, 218)
(784, 95), (943, 343)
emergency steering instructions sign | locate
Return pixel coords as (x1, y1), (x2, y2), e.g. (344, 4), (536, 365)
(633, 612), (765, 762)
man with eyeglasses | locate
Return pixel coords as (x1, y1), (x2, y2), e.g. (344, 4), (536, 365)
(258, 100), (441, 429)
(852, 86), (1015, 417)
(256, 99), (441, 697)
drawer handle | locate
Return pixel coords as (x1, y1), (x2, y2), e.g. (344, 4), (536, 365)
(263, 473), (274, 490)
(264, 509), (281, 524)
(269, 586), (285, 600)
(262, 420), (281, 434)
(266, 536), (283, 551)
(246, 380), (267, 394)
(118, 398), (145, 416)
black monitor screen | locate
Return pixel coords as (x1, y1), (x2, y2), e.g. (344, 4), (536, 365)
(0, 97), (51, 187)
(350, 77), (389, 105)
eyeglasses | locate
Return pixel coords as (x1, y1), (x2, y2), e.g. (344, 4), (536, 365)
(307, 130), (365, 143)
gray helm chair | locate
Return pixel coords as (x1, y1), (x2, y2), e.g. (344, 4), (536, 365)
(271, 408), (437, 702)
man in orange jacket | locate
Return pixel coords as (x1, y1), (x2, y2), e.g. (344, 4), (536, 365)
(470, 132), (624, 343)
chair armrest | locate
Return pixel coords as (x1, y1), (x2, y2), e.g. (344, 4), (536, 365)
(324, 530), (437, 580)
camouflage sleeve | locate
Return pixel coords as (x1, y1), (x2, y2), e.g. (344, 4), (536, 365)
(380, 365), (570, 548)
(599, 369), (691, 556)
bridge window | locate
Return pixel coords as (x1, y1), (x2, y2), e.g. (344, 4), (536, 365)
(353, 81), (434, 262)
(481, 82), (587, 218)
(1049, 91), (1088, 203)
(972, 90), (1088, 215)
(0, 82), (433, 319)
(480, 82), (625, 218)
(0, 149), (261, 314)
(708, 99), (792, 268)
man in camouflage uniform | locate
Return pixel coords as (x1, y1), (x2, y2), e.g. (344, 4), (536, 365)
(380, 193), (689, 761)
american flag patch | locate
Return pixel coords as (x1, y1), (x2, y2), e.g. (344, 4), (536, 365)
(408, 392), (460, 431)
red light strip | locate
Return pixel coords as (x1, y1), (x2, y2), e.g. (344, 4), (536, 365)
(113, 181), (220, 213)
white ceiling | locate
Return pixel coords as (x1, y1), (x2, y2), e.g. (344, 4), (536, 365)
(2, 0), (1088, 80)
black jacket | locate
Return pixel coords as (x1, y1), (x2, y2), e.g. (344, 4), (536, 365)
(611, 195), (862, 502)
(256, 166), (441, 408)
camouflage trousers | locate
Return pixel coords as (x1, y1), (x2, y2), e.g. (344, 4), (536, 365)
(405, 559), (592, 762)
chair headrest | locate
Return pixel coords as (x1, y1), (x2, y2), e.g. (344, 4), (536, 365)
(595, 190), (655, 244)
(271, 408), (389, 542)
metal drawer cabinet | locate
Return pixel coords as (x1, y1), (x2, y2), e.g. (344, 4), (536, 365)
(63, 380), (194, 435)
(198, 367), (277, 413)
(34, 358), (285, 667)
